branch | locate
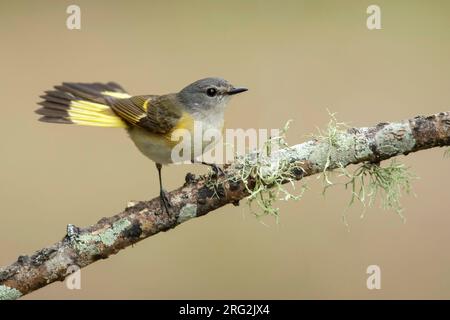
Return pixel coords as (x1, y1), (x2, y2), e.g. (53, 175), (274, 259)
(1, 111), (449, 300)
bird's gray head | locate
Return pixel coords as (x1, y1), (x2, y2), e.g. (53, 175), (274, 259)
(177, 77), (247, 112)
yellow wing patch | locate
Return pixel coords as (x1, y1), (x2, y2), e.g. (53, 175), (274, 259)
(173, 112), (195, 132)
(142, 97), (152, 112)
(165, 111), (195, 146)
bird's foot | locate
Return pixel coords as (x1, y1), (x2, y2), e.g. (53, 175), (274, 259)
(159, 189), (172, 214)
(203, 162), (224, 177)
(211, 164), (224, 176)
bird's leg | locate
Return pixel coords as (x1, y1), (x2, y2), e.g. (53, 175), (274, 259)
(203, 162), (224, 176)
(156, 163), (171, 214)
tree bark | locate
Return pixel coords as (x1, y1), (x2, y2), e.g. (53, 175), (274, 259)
(1, 111), (449, 300)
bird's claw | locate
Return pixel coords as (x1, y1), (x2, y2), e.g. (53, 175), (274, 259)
(209, 164), (224, 177)
(159, 189), (172, 214)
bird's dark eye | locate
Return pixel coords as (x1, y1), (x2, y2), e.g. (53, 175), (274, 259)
(206, 88), (217, 97)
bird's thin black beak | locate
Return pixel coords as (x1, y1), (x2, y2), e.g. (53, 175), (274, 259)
(227, 87), (248, 95)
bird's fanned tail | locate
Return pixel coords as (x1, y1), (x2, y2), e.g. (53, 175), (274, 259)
(36, 82), (131, 128)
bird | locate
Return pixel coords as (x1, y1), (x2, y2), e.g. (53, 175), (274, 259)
(35, 77), (248, 212)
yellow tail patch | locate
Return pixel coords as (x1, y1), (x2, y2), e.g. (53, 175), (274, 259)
(68, 100), (127, 128)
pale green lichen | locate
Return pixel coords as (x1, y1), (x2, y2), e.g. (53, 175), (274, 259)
(228, 120), (308, 221)
(73, 233), (101, 256)
(352, 130), (374, 160)
(72, 218), (131, 255)
(178, 204), (197, 223)
(337, 160), (416, 224)
(99, 219), (131, 246)
(205, 112), (417, 224)
(315, 112), (416, 224)
(374, 123), (415, 156)
(204, 171), (223, 199)
(313, 110), (352, 185)
(0, 285), (22, 300)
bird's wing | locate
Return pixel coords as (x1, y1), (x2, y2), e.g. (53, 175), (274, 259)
(109, 94), (183, 134)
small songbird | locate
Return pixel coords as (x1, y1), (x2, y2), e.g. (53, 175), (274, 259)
(35, 78), (247, 212)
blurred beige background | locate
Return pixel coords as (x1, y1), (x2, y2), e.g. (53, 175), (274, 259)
(1, 0), (450, 299)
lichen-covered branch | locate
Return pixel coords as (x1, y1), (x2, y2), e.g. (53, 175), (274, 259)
(1, 111), (449, 300)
